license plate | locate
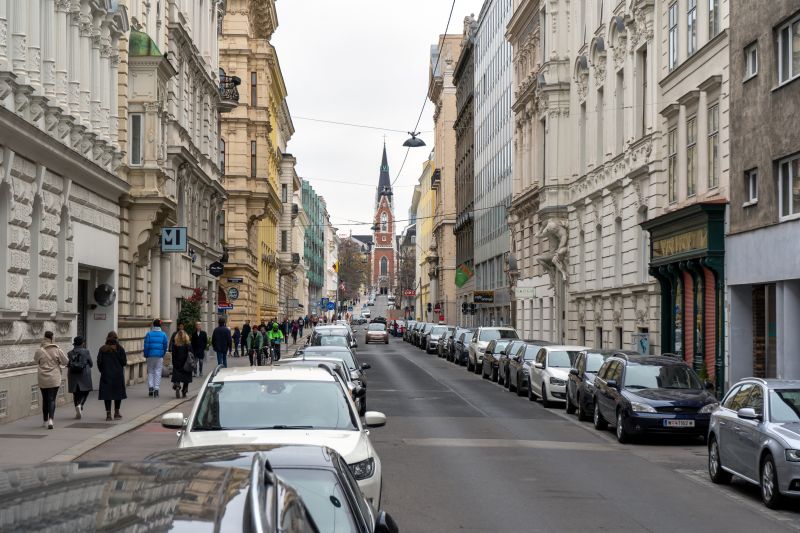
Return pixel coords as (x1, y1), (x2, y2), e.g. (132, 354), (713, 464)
(664, 419), (695, 428)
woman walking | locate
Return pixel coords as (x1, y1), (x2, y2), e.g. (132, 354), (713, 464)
(191, 322), (208, 376)
(171, 329), (193, 398)
(291, 320), (298, 344)
(97, 331), (127, 421)
(67, 336), (93, 419)
(33, 331), (69, 429)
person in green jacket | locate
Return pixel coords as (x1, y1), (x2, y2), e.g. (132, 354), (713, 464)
(267, 323), (284, 361)
(247, 328), (264, 367)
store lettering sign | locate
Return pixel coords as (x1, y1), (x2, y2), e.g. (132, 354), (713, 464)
(653, 228), (708, 259)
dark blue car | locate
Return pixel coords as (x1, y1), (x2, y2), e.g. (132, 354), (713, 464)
(592, 355), (718, 443)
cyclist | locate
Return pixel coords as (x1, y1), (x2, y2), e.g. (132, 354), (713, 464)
(247, 327), (265, 366)
(267, 323), (284, 361)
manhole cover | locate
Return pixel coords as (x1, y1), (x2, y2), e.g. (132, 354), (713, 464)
(0, 434), (47, 439)
(65, 423), (114, 429)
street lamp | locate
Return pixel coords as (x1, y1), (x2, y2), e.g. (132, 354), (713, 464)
(403, 132), (426, 148)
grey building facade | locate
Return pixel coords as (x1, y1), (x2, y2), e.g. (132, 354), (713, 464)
(727, 1), (800, 383)
(473, 0), (514, 326)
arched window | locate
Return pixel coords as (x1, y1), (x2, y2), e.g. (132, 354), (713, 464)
(380, 256), (388, 276)
(380, 212), (388, 232)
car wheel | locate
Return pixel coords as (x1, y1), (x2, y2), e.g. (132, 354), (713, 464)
(475, 361), (483, 375)
(761, 454), (784, 509)
(616, 410), (630, 444)
(492, 368), (498, 383)
(566, 393), (577, 415)
(527, 382), (535, 402)
(708, 436), (732, 484)
(509, 373), (517, 393)
(593, 401), (608, 430)
(576, 396), (589, 421)
(359, 397), (367, 417)
(541, 384), (552, 408)
(384, 339), (388, 344)
(467, 358), (474, 372)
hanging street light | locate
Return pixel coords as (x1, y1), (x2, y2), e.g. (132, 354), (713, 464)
(403, 131), (426, 148)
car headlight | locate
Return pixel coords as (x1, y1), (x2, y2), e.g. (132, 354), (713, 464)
(698, 402), (719, 414)
(549, 377), (566, 386)
(630, 401), (657, 413)
(348, 458), (375, 480)
(786, 450), (800, 462)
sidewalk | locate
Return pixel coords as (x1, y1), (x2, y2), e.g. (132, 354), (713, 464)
(0, 352), (255, 467)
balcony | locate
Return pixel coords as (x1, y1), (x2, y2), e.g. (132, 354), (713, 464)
(291, 203), (299, 219)
(292, 253), (301, 265)
(431, 168), (441, 189)
(218, 69), (240, 112)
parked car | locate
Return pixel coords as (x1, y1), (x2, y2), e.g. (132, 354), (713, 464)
(506, 341), (553, 395)
(290, 345), (372, 413)
(481, 339), (514, 381)
(161, 365), (386, 511)
(417, 323), (435, 348)
(437, 327), (457, 358)
(410, 322), (426, 346)
(565, 350), (638, 420)
(366, 322), (389, 344)
(448, 328), (473, 363)
(403, 320), (417, 342)
(496, 340), (527, 386)
(592, 354), (717, 444)
(452, 330), (473, 365)
(467, 327), (519, 373)
(277, 358), (366, 415)
(528, 345), (587, 406)
(310, 325), (357, 352)
(147, 444), (400, 533)
(424, 325), (449, 354)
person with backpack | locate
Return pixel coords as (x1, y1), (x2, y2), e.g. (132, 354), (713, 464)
(170, 329), (193, 398)
(211, 318), (232, 368)
(97, 331), (127, 421)
(67, 336), (93, 419)
(247, 326), (264, 366)
(290, 320), (299, 344)
(190, 322), (208, 377)
(232, 327), (241, 357)
(241, 320), (251, 354)
(267, 323), (285, 361)
(143, 319), (169, 398)
(33, 331), (69, 429)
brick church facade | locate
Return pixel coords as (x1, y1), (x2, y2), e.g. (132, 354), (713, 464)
(372, 145), (396, 294)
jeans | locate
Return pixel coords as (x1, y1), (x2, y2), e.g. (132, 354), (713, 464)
(146, 357), (163, 390)
(216, 350), (227, 368)
(40, 387), (59, 421)
(196, 356), (205, 376)
(73, 390), (90, 408)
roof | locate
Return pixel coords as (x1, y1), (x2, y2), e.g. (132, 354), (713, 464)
(146, 444), (341, 471)
(128, 30), (162, 56)
(211, 366), (335, 382)
(378, 143), (392, 193)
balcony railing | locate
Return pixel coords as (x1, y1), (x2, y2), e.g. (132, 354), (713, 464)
(431, 168), (441, 189)
(218, 69), (240, 112)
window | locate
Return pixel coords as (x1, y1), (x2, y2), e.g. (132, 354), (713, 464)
(579, 102), (587, 174)
(219, 138), (225, 171)
(281, 184), (288, 203)
(744, 42), (758, 79)
(595, 223), (602, 289)
(723, 383), (753, 411)
(686, 116), (697, 197)
(745, 168), (758, 204)
(615, 70), (624, 154)
(380, 212), (388, 232)
(616, 327), (623, 349)
(637, 48), (648, 138)
(596, 88), (604, 164)
(668, 128), (678, 203)
(129, 113), (143, 165)
(687, 0), (697, 56)
(707, 104), (719, 188)
(29, 196), (42, 310)
(280, 230), (288, 252)
(250, 140), (256, 178)
(614, 217), (622, 286)
(668, 2), (678, 70)
(778, 16), (800, 84)
(596, 327), (603, 348)
(779, 154), (800, 219)
(250, 72), (257, 107)
(380, 257), (388, 276)
(708, 0), (719, 38)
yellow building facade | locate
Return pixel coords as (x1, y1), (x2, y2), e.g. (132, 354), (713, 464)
(414, 153), (436, 320)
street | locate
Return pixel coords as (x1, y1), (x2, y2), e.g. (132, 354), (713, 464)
(81, 297), (800, 532)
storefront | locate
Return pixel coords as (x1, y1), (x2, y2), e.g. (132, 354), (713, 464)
(642, 203), (726, 392)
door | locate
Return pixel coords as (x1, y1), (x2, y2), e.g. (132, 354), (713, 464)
(718, 384), (752, 475)
(733, 385), (764, 480)
(77, 279), (88, 340)
(530, 349), (547, 397)
(568, 353), (585, 404)
(596, 361), (620, 421)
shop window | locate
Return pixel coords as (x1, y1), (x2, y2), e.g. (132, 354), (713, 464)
(752, 284), (777, 378)
(744, 42), (758, 80)
(778, 154), (800, 220)
(777, 15), (800, 85)
(745, 169), (758, 205)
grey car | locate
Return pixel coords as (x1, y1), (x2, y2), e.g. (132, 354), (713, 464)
(708, 378), (800, 508)
(425, 325), (449, 354)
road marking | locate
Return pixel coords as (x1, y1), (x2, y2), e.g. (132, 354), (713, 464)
(403, 437), (618, 452)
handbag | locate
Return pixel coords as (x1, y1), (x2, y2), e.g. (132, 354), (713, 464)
(183, 351), (197, 374)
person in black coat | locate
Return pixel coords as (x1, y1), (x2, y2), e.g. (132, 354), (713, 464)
(67, 336), (93, 419)
(241, 320), (251, 352)
(171, 330), (193, 398)
(190, 322), (208, 376)
(97, 331), (127, 421)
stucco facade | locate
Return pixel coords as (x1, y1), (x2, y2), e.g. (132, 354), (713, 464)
(413, 154), (435, 321)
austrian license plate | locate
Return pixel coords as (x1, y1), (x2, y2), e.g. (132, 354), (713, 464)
(663, 419), (695, 428)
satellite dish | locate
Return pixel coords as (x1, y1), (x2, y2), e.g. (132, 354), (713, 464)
(94, 284), (117, 307)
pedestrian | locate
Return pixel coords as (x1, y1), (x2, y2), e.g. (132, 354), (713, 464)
(232, 327), (241, 356)
(33, 331), (69, 429)
(291, 320), (298, 344)
(97, 331), (127, 421)
(169, 322), (185, 353)
(211, 317), (232, 368)
(67, 336), (93, 419)
(241, 320), (251, 354)
(247, 327), (263, 366)
(298, 316), (305, 338)
(170, 329), (193, 398)
(143, 319), (168, 398)
(190, 322), (208, 376)
(391, 320), (398, 337)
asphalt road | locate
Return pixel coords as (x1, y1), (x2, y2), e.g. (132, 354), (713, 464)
(83, 297), (800, 532)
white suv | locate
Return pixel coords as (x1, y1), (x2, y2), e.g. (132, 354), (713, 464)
(528, 345), (587, 407)
(161, 365), (387, 511)
(467, 327), (519, 373)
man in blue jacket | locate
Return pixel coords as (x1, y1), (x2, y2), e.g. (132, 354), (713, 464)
(211, 318), (232, 368)
(143, 319), (169, 397)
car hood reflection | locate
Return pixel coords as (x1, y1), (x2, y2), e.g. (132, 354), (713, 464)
(182, 429), (368, 460)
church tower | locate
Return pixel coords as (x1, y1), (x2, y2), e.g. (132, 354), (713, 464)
(372, 143), (396, 294)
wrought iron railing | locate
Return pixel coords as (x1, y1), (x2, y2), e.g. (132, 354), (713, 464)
(218, 69), (241, 103)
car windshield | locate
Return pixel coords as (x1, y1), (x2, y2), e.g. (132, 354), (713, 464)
(770, 390), (800, 423)
(623, 364), (702, 390)
(367, 323), (385, 331)
(276, 469), (358, 532)
(431, 326), (447, 336)
(548, 350), (580, 368)
(192, 380), (358, 431)
(311, 336), (349, 348)
(585, 352), (609, 373)
(492, 340), (511, 352)
(423, 324), (434, 333)
(295, 350), (357, 372)
(479, 329), (519, 342)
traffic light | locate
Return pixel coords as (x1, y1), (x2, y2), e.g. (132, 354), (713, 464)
(469, 303), (477, 315)
(427, 303), (432, 313)
(461, 302), (468, 314)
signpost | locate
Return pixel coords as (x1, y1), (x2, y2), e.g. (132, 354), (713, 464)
(208, 261), (224, 277)
(326, 301), (336, 311)
(287, 298), (300, 309)
(160, 227), (187, 253)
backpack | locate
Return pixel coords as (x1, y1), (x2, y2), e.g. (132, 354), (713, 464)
(68, 351), (87, 374)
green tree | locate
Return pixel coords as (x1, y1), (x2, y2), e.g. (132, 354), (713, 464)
(338, 240), (368, 301)
(176, 288), (204, 329)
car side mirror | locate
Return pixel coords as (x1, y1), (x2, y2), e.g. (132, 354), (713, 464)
(569, 368), (579, 377)
(364, 411), (387, 428)
(534, 362), (544, 369)
(737, 407), (762, 421)
(353, 386), (367, 398)
(606, 379), (619, 390)
(361, 363), (371, 370)
(704, 380), (715, 391)
(161, 412), (186, 429)
(375, 511), (399, 533)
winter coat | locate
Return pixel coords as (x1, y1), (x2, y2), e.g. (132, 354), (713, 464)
(241, 324), (251, 346)
(211, 326), (232, 353)
(191, 330), (208, 358)
(233, 329), (241, 344)
(33, 342), (69, 389)
(97, 344), (127, 401)
(143, 327), (168, 358)
(171, 344), (193, 384)
(67, 347), (93, 393)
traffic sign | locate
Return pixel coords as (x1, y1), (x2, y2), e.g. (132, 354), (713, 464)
(208, 261), (224, 277)
(434, 304), (441, 313)
(227, 287), (239, 301)
(403, 289), (416, 297)
(227, 277), (244, 284)
(326, 301), (336, 311)
(161, 227), (187, 253)
(218, 304), (234, 311)
(348, 306), (354, 312)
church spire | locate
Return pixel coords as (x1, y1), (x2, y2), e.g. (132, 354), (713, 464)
(377, 142), (392, 196)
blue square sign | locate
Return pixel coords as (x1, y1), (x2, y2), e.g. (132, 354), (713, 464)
(161, 227), (188, 253)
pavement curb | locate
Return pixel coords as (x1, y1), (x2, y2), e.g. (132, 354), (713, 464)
(45, 390), (199, 463)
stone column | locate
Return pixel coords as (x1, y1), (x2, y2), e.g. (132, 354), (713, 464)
(151, 250), (162, 319)
(26, 0), (41, 89)
(109, 40), (119, 144)
(54, 0), (68, 107)
(41, 0), (56, 98)
(98, 25), (110, 140)
(0, 0), (8, 69)
(67, 4), (80, 114)
(78, 10), (92, 123)
(160, 252), (171, 320)
(89, 14), (102, 132)
(11, 0), (27, 78)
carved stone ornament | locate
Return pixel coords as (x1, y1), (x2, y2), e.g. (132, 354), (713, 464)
(56, 320), (71, 334)
(577, 299), (586, 325)
(0, 320), (13, 338)
(0, 19), (7, 48)
(635, 293), (649, 326)
(613, 35), (627, 71)
(535, 218), (569, 289)
(612, 295), (623, 326)
(593, 297), (603, 322)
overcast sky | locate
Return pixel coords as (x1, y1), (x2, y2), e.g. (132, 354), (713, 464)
(272, 0), (486, 236)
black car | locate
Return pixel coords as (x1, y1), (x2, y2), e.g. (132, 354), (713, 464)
(0, 457), (319, 532)
(506, 340), (552, 395)
(481, 339), (514, 381)
(593, 355), (718, 443)
(452, 330), (472, 365)
(417, 323), (435, 348)
(497, 340), (529, 386)
(565, 350), (638, 421)
(437, 327), (457, 358)
(147, 445), (399, 533)
(446, 328), (471, 362)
